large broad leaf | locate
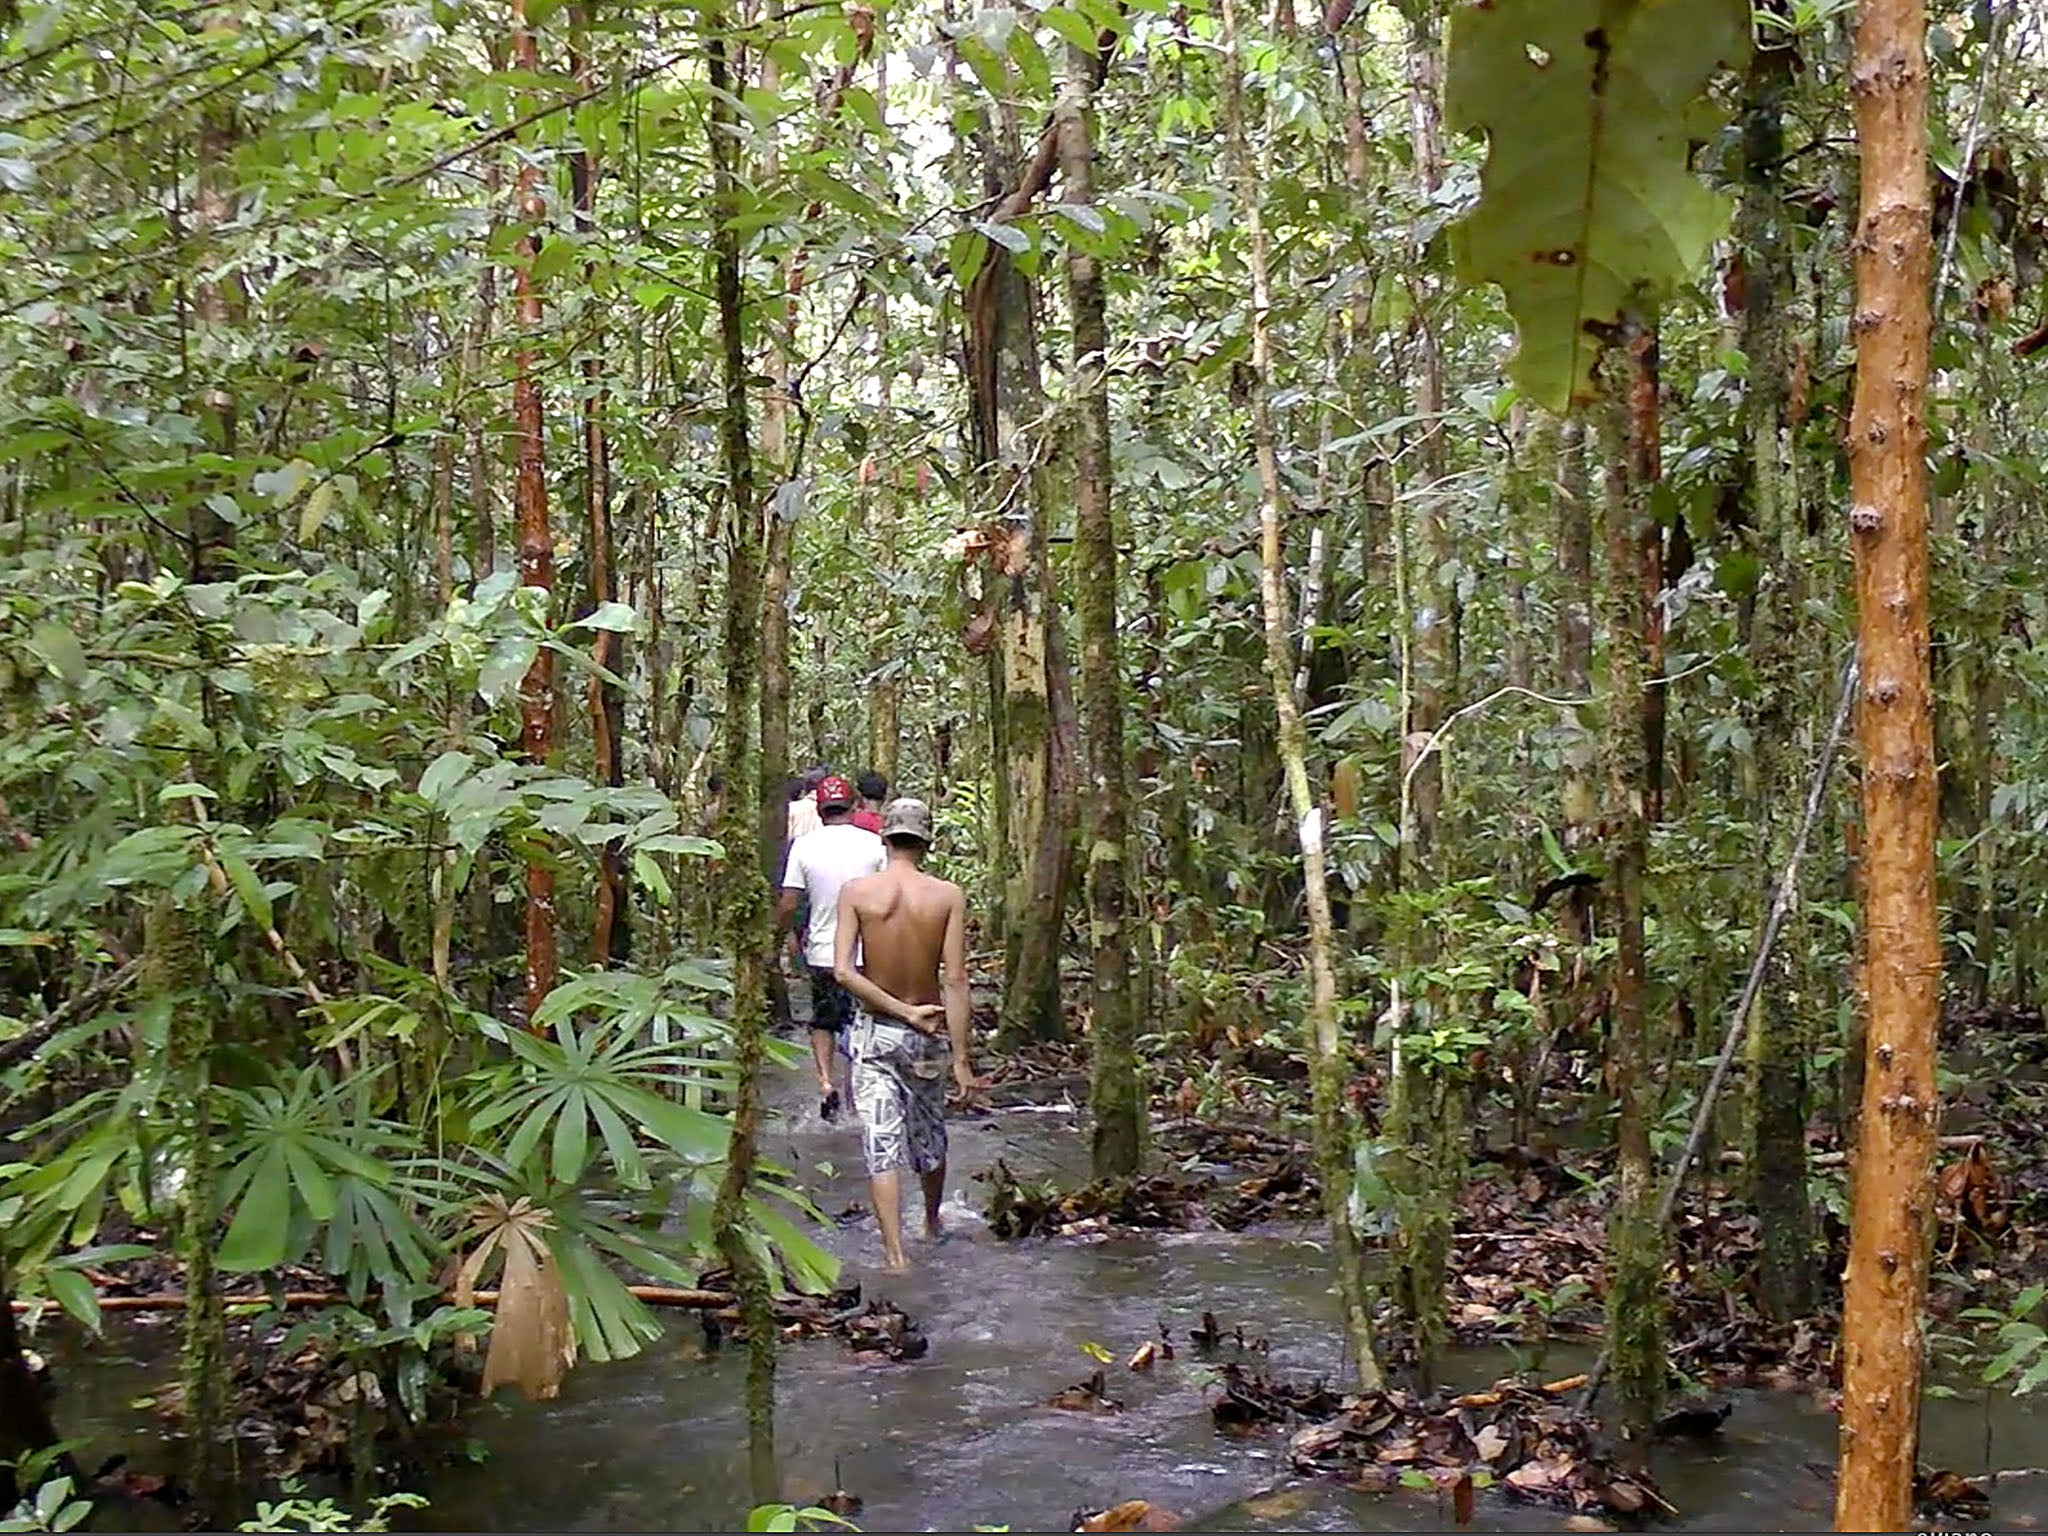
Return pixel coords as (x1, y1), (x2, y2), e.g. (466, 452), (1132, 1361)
(1445, 0), (1751, 412)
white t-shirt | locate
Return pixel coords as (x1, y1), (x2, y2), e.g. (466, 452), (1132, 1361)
(786, 793), (821, 842)
(782, 822), (885, 967)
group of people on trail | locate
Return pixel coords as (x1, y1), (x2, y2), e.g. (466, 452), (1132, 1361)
(775, 767), (985, 1271)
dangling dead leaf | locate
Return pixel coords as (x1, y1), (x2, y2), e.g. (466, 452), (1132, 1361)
(1128, 1339), (1159, 1371)
(1452, 1471), (1475, 1526)
(463, 1195), (576, 1401)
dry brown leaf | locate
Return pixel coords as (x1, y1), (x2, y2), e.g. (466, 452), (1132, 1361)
(470, 1196), (575, 1402)
(1128, 1339), (1158, 1371)
(1600, 1479), (1646, 1514)
(1239, 1488), (1316, 1521)
(1076, 1500), (1181, 1531)
(1451, 1390), (1504, 1409)
(1472, 1424), (1509, 1462)
(1453, 1472), (1475, 1526)
(1541, 1373), (1588, 1394)
(1562, 1517), (1615, 1533)
(1506, 1462), (1558, 1492)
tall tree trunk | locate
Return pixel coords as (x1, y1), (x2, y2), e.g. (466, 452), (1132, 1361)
(1835, 0), (1938, 1525)
(1060, 40), (1139, 1178)
(960, 66), (1073, 1046)
(705, 14), (779, 1505)
(1599, 323), (1666, 1439)
(571, 9), (628, 966)
(1221, 0), (1380, 1393)
(1555, 418), (1595, 840)
(1401, 0), (1449, 869)
(1736, 35), (1817, 1322)
(0, 1255), (66, 1511)
(148, 894), (227, 1512)
(1386, 0), (1460, 1383)
(757, 24), (798, 893)
(510, 0), (558, 1026)
(867, 48), (901, 788)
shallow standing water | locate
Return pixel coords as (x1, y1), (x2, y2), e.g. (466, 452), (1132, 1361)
(40, 1060), (2048, 1531)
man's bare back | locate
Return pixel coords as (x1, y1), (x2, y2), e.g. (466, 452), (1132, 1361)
(842, 862), (958, 1009)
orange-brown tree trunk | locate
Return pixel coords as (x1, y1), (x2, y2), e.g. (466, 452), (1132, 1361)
(1834, 0), (1938, 1527)
(511, 0), (557, 1025)
(571, 7), (627, 966)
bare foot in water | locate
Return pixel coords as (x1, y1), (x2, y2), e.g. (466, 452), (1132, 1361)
(924, 1213), (946, 1241)
(882, 1249), (912, 1273)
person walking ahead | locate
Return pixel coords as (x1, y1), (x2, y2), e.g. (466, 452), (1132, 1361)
(778, 775), (883, 1120)
(832, 799), (985, 1270)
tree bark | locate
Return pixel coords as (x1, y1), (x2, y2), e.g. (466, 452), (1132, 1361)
(571, 8), (628, 967)
(756, 21), (798, 895)
(0, 1256), (65, 1511)
(1736, 35), (1817, 1323)
(1401, 0), (1449, 870)
(868, 283), (901, 787)
(1835, 0), (1938, 1526)
(705, 12), (779, 1505)
(1221, 0), (1380, 1393)
(510, 0), (558, 1026)
(1059, 38), (1139, 1179)
(1599, 324), (1666, 1440)
(959, 34), (1075, 1046)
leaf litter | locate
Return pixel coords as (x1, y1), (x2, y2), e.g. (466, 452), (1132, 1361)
(1207, 1358), (1669, 1521)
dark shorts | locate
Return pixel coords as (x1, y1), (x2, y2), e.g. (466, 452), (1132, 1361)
(808, 966), (853, 1035)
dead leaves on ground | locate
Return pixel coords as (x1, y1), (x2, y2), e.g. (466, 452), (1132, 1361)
(1213, 1362), (1668, 1520)
(701, 1283), (928, 1361)
(980, 1122), (1319, 1240)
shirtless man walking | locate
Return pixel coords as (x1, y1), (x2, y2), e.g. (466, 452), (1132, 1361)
(832, 798), (986, 1270)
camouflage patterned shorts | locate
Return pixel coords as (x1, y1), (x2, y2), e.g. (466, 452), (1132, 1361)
(851, 1007), (949, 1176)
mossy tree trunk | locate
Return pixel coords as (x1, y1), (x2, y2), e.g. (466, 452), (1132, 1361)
(1598, 325), (1666, 1439)
(0, 1255), (66, 1511)
(1221, 0), (1380, 1392)
(706, 13), (779, 1503)
(147, 894), (228, 1511)
(1736, 34), (1817, 1322)
(510, 0), (558, 1027)
(959, 40), (1075, 1046)
(1059, 39), (1141, 1177)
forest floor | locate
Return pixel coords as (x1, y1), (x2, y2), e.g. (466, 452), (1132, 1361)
(968, 988), (2048, 1518)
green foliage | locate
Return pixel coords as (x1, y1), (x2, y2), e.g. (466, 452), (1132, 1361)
(746, 1505), (860, 1533)
(1446, 0), (1751, 410)
(236, 1485), (428, 1534)
(0, 1452), (90, 1536)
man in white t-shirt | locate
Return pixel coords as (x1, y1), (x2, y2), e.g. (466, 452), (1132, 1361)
(776, 775), (884, 1120)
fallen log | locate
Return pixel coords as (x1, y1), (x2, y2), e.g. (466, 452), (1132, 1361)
(13, 1285), (731, 1315)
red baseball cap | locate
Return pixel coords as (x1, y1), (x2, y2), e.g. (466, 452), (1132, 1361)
(817, 775), (856, 811)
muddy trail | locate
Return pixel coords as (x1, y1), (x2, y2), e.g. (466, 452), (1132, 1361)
(39, 1045), (2048, 1534)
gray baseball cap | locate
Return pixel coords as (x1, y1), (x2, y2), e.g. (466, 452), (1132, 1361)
(880, 797), (933, 845)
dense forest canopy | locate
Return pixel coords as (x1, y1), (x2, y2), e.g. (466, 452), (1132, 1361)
(1, 0), (2046, 1529)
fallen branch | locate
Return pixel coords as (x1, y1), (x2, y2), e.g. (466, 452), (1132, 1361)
(1717, 1134), (1981, 1170)
(13, 1285), (730, 1315)
(1582, 654), (1857, 1414)
(0, 959), (143, 1074)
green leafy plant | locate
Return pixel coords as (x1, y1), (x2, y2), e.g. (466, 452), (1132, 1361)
(236, 1485), (428, 1533)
